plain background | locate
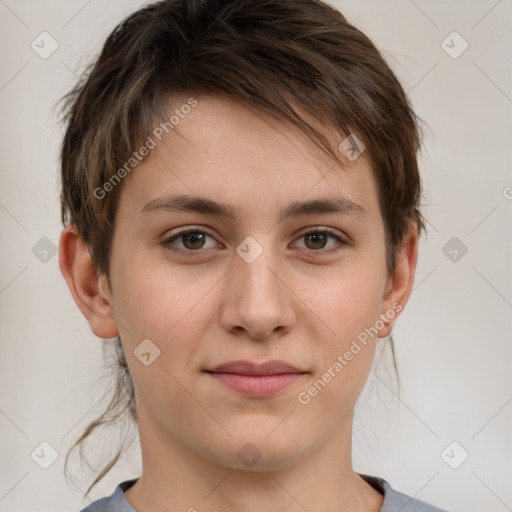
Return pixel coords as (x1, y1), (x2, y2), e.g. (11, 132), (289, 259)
(0, 1), (510, 511)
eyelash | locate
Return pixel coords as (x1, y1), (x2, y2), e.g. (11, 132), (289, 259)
(162, 227), (348, 256)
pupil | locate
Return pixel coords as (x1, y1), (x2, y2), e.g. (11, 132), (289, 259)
(184, 232), (205, 249)
(307, 233), (326, 249)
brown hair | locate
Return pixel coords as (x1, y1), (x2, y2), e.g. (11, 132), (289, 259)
(59, 0), (427, 496)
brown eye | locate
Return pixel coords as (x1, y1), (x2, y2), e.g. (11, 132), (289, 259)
(304, 232), (329, 250)
(294, 228), (347, 255)
(163, 228), (218, 254)
(181, 231), (207, 250)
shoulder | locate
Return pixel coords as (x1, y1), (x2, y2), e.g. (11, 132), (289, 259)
(77, 479), (138, 512)
(360, 474), (450, 512)
(79, 475), (450, 512)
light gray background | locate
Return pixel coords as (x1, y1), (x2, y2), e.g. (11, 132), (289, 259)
(0, 1), (510, 511)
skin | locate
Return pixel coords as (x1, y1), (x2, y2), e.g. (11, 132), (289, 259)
(59, 94), (418, 512)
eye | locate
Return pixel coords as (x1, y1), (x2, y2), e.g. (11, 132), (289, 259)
(293, 228), (348, 255)
(162, 226), (348, 256)
(162, 228), (219, 255)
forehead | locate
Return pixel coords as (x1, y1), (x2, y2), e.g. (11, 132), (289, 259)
(117, 94), (382, 226)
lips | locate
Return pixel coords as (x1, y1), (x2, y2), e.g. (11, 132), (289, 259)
(205, 360), (308, 397)
(207, 359), (306, 376)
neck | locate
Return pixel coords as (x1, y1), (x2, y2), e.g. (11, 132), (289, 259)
(124, 410), (384, 512)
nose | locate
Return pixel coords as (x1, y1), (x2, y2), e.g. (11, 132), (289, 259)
(218, 243), (297, 341)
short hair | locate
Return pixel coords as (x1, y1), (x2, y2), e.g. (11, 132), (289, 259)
(59, 0), (427, 495)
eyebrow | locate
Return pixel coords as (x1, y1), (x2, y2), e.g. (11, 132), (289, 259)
(140, 193), (368, 221)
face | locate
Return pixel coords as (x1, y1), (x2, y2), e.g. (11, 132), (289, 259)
(93, 94), (412, 471)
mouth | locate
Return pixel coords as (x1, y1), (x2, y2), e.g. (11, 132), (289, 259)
(204, 359), (308, 397)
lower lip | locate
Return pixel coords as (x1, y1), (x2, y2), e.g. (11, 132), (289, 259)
(207, 372), (305, 397)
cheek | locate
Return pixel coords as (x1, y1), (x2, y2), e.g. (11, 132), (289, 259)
(110, 251), (220, 353)
(300, 264), (384, 395)
(304, 263), (384, 340)
(110, 258), (218, 409)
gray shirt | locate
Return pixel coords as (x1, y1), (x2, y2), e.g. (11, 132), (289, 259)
(78, 474), (449, 511)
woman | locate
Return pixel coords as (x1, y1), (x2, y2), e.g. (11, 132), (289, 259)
(58, 1), (449, 510)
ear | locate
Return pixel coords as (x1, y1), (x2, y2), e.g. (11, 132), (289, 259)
(58, 224), (119, 339)
(377, 222), (419, 338)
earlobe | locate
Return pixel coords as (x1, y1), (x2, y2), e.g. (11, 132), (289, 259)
(378, 222), (419, 338)
(58, 225), (119, 339)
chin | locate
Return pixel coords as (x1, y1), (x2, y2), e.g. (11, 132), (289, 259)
(204, 433), (308, 472)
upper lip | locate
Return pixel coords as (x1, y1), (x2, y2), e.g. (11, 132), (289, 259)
(207, 359), (306, 376)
